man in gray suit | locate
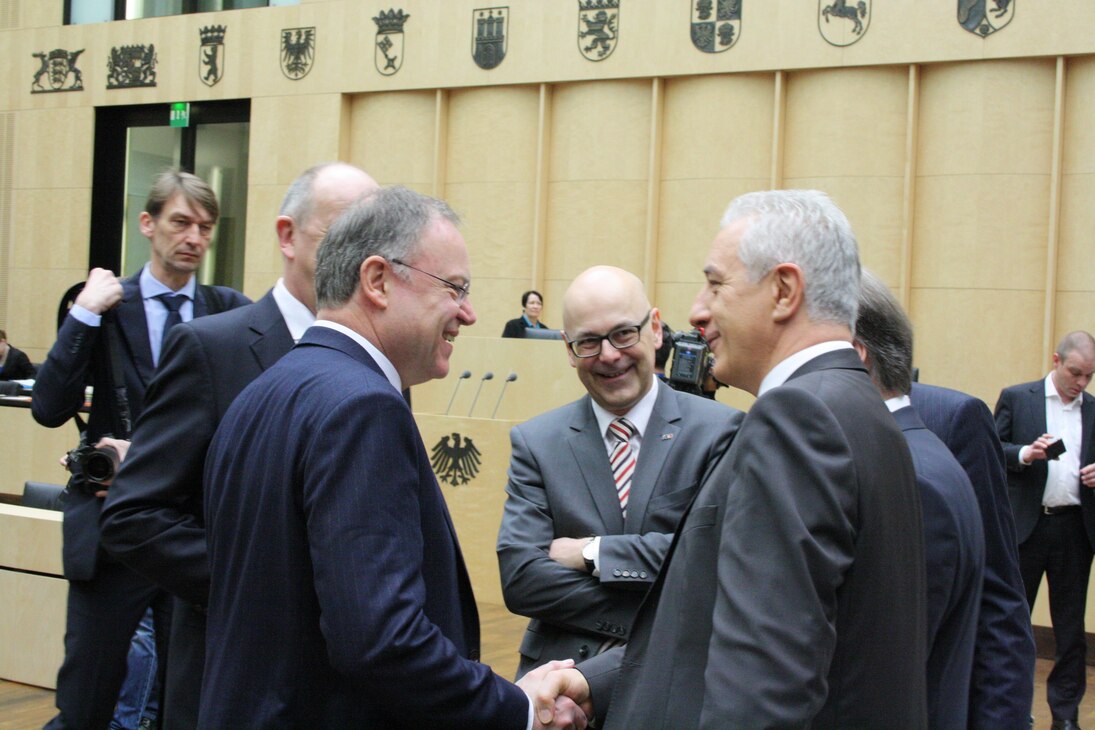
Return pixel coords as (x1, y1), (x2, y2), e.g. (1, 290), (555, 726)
(497, 265), (742, 678)
(531, 191), (927, 728)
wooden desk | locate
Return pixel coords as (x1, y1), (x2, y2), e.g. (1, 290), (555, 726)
(0, 504), (65, 689)
(0, 399), (78, 499)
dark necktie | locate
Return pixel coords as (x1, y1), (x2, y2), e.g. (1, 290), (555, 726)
(156, 293), (188, 352)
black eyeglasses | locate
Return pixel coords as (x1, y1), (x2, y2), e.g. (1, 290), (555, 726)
(391, 259), (471, 304)
(565, 310), (652, 358)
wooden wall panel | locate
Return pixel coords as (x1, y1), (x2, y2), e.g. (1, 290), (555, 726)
(347, 90), (436, 190)
(784, 67), (908, 285)
(543, 80), (650, 306)
(655, 74), (773, 327)
(444, 85), (540, 335)
(1057, 58), (1095, 345)
(911, 60), (1056, 400)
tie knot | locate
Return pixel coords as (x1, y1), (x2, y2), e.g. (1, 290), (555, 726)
(155, 293), (188, 313)
(608, 418), (636, 444)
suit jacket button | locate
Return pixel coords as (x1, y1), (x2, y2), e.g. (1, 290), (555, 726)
(613, 568), (621, 577)
(639, 571), (648, 579)
(578, 645), (590, 658)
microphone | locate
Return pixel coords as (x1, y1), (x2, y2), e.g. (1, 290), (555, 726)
(467, 371), (494, 417)
(445, 370), (472, 416)
(491, 373), (518, 419)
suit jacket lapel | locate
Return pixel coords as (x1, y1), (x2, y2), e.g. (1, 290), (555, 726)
(567, 398), (625, 534)
(1082, 393), (1094, 465)
(1027, 381), (1047, 436)
(114, 276), (155, 386)
(249, 292), (295, 371)
(625, 383), (681, 532)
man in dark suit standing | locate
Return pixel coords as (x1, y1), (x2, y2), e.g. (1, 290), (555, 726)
(0, 329), (36, 380)
(853, 270), (985, 727)
(32, 170), (249, 729)
(497, 265), (742, 678)
(909, 382), (1037, 729)
(532, 190), (926, 728)
(995, 330), (1095, 730)
(201, 186), (585, 729)
(99, 162), (378, 728)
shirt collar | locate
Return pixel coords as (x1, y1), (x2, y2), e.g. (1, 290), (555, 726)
(758, 341), (854, 397)
(139, 263), (196, 300)
(310, 320), (402, 392)
(1045, 372), (1080, 410)
(590, 376), (660, 440)
(272, 278), (315, 342)
(884, 394), (912, 413)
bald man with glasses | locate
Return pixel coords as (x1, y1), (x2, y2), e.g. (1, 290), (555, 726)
(497, 265), (743, 679)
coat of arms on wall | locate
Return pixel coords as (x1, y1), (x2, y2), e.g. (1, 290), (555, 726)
(107, 44), (157, 89)
(431, 433), (482, 486)
(958, 0), (1013, 37)
(374, 8), (410, 76)
(472, 7), (508, 70)
(281, 27), (315, 80)
(578, 0), (619, 62)
(690, 0), (740, 53)
(199, 25), (226, 87)
(31, 49), (84, 93)
(818, 0), (870, 47)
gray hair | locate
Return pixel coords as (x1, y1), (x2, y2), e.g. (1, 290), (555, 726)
(278, 162), (354, 226)
(854, 269), (914, 396)
(314, 186), (459, 309)
(1056, 330), (1095, 361)
(720, 189), (861, 330)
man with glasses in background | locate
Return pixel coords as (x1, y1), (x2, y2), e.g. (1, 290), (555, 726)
(497, 265), (742, 679)
(33, 169), (249, 729)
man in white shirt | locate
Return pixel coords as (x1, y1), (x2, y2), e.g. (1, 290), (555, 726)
(497, 266), (742, 678)
(995, 330), (1095, 730)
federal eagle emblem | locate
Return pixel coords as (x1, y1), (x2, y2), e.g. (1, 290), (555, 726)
(31, 48), (84, 93)
(690, 0), (741, 54)
(199, 25), (226, 87)
(107, 44), (157, 89)
(958, 0), (1014, 38)
(281, 27), (315, 80)
(430, 433), (482, 487)
(374, 8), (410, 76)
(818, 0), (870, 47)
(577, 0), (619, 62)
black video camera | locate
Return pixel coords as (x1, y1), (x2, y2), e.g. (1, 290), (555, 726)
(67, 442), (120, 493)
(668, 329), (713, 396)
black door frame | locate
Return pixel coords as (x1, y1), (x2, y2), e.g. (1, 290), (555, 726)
(89, 99), (250, 273)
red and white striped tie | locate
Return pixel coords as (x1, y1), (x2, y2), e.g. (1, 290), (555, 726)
(608, 418), (637, 518)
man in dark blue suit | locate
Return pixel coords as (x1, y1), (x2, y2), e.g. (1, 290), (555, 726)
(100, 162), (378, 728)
(909, 382), (1036, 729)
(32, 170), (249, 729)
(853, 270), (985, 727)
(995, 331), (1095, 729)
(201, 186), (585, 729)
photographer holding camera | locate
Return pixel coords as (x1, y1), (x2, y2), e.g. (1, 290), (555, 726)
(32, 170), (248, 730)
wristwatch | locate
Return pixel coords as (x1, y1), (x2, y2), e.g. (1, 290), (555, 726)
(582, 536), (597, 574)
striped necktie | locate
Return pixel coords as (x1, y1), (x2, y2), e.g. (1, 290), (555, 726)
(608, 417), (637, 518)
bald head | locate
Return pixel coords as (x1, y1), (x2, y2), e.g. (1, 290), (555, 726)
(562, 266), (662, 416)
(277, 163), (378, 312)
(563, 266), (651, 333)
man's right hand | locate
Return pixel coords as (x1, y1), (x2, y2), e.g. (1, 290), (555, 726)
(74, 268), (123, 315)
(528, 666), (592, 729)
(1021, 433), (1055, 464)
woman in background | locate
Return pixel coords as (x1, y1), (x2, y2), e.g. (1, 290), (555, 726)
(501, 290), (548, 338)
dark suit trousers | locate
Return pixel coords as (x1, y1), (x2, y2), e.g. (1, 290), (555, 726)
(45, 559), (170, 730)
(1019, 509), (1094, 720)
(163, 598), (206, 729)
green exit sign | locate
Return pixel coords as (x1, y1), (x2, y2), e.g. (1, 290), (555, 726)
(170, 102), (190, 128)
